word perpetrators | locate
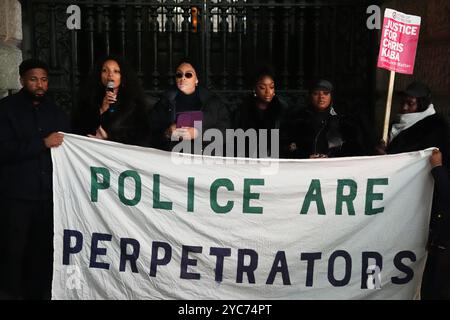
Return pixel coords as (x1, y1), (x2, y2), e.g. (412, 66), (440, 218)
(63, 229), (415, 288)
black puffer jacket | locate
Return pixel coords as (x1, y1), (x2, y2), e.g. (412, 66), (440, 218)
(151, 86), (230, 152)
(286, 106), (366, 159)
(387, 113), (449, 163)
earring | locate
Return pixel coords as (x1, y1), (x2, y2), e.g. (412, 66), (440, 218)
(253, 91), (256, 97)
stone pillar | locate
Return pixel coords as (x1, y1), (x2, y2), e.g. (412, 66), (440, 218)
(0, 0), (22, 98)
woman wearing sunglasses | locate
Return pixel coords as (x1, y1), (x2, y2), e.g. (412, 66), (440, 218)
(152, 59), (230, 153)
(72, 55), (152, 147)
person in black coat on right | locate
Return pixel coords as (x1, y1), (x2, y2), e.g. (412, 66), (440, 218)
(423, 149), (450, 300)
(377, 81), (450, 299)
(383, 82), (449, 159)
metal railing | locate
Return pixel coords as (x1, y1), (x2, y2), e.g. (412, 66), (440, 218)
(22, 0), (379, 116)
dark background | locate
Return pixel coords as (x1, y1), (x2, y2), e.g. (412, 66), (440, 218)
(20, 0), (381, 130)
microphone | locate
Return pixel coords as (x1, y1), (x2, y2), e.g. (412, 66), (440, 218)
(106, 81), (116, 113)
(106, 81), (115, 92)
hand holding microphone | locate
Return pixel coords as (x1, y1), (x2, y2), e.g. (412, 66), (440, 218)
(101, 81), (117, 114)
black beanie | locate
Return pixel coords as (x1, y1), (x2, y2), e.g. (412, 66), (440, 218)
(19, 58), (49, 77)
(310, 79), (333, 93)
(403, 81), (432, 111)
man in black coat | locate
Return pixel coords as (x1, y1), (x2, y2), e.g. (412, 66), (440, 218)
(386, 82), (449, 160)
(0, 59), (70, 299)
(383, 81), (450, 299)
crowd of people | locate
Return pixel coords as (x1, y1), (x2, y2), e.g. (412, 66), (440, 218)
(0, 57), (448, 300)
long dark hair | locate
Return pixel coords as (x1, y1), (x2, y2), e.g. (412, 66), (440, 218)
(73, 55), (149, 137)
(81, 55), (147, 111)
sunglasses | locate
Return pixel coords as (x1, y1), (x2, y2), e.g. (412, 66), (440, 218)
(175, 72), (194, 79)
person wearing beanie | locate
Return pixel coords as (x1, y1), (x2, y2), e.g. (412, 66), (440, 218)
(0, 58), (70, 299)
(380, 81), (450, 300)
(285, 79), (366, 159)
(386, 81), (447, 152)
(402, 81), (432, 112)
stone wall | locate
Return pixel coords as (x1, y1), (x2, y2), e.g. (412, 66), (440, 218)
(375, 0), (450, 137)
(0, 0), (22, 98)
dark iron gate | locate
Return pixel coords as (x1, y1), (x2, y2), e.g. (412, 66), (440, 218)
(21, 0), (379, 119)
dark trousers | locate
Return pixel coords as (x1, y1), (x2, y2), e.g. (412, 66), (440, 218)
(0, 198), (53, 300)
(421, 245), (450, 300)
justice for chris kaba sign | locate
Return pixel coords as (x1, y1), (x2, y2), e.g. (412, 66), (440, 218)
(51, 134), (433, 299)
(377, 8), (421, 74)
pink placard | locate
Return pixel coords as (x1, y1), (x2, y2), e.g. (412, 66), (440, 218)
(377, 9), (421, 75)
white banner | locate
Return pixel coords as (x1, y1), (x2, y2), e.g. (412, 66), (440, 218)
(51, 134), (434, 300)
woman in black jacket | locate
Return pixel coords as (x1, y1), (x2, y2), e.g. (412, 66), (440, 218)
(286, 79), (365, 159)
(234, 67), (289, 158)
(72, 55), (152, 147)
(151, 60), (230, 154)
